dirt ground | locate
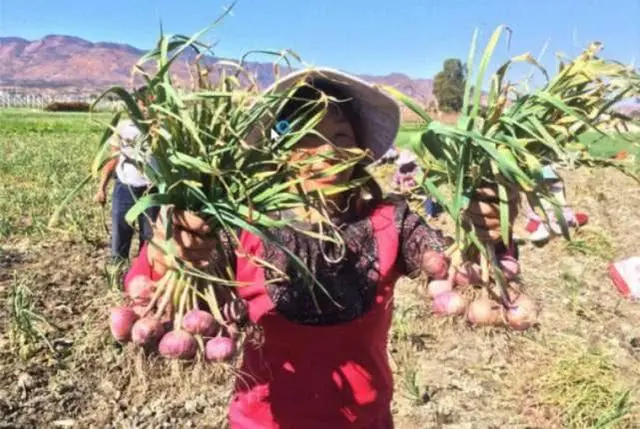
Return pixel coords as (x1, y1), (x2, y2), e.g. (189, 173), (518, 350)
(1, 166), (639, 429)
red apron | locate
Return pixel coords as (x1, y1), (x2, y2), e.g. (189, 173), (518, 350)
(231, 204), (400, 429)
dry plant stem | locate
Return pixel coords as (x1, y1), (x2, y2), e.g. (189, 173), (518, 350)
(444, 243), (459, 258)
(498, 305), (509, 325)
(171, 276), (182, 309)
(447, 265), (457, 280)
(487, 243), (512, 308)
(194, 334), (206, 355)
(175, 282), (191, 328)
(139, 272), (174, 318)
(191, 288), (200, 311)
(205, 284), (226, 326)
(447, 249), (463, 279)
(480, 253), (490, 284)
(155, 273), (179, 320)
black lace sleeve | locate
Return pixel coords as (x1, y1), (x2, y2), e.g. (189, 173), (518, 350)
(208, 228), (238, 275)
(394, 201), (448, 278)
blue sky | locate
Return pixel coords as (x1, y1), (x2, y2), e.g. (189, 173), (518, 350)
(1, 0), (638, 79)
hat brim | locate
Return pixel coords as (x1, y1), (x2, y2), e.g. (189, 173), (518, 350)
(396, 149), (418, 166)
(264, 67), (401, 163)
(541, 165), (559, 180)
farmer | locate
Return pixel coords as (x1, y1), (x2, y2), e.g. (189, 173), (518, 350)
(95, 86), (160, 262)
(124, 69), (517, 429)
(391, 150), (420, 193)
(523, 165), (588, 243)
(379, 146), (399, 164)
(391, 150), (443, 219)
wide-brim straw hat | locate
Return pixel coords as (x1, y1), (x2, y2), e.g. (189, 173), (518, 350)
(264, 67), (401, 163)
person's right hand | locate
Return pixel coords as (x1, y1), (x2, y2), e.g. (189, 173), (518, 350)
(147, 209), (217, 277)
(94, 188), (107, 206)
(465, 185), (519, 243)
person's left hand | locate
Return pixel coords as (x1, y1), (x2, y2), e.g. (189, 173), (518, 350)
(94, 188), (107, 206)
(465, 185), (520, 242)
(147, 208), (217, 277)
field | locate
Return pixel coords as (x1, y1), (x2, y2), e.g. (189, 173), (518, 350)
(1, 109), (640, 428)
(396, 123), (640, 161)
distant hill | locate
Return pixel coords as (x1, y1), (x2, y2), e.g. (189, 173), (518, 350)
(3, 34), (637, 121)
(0, 34), (435, 102)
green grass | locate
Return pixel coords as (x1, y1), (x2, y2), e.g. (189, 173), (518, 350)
(564, 228), (615, 260)
(0, 109), (111, 239)
(395, 128), (422, 151)
(8, 271), (57, 358)
(533, 347), (634, 428)
(394, 126), (640, 159)
(2, 109), (635, 243)
(579, 131), (640, 159)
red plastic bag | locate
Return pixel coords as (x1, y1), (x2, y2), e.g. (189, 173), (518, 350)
(609, 256), (640, 300)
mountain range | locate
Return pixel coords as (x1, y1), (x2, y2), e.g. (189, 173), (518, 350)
(2, 34), (637, 117)
(0, 35), (435, 101)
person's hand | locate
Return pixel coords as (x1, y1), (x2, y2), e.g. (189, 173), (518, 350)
(465, 185), (519, 242)
(147, 208), (217, 277)
(94, 188), (107, 205)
